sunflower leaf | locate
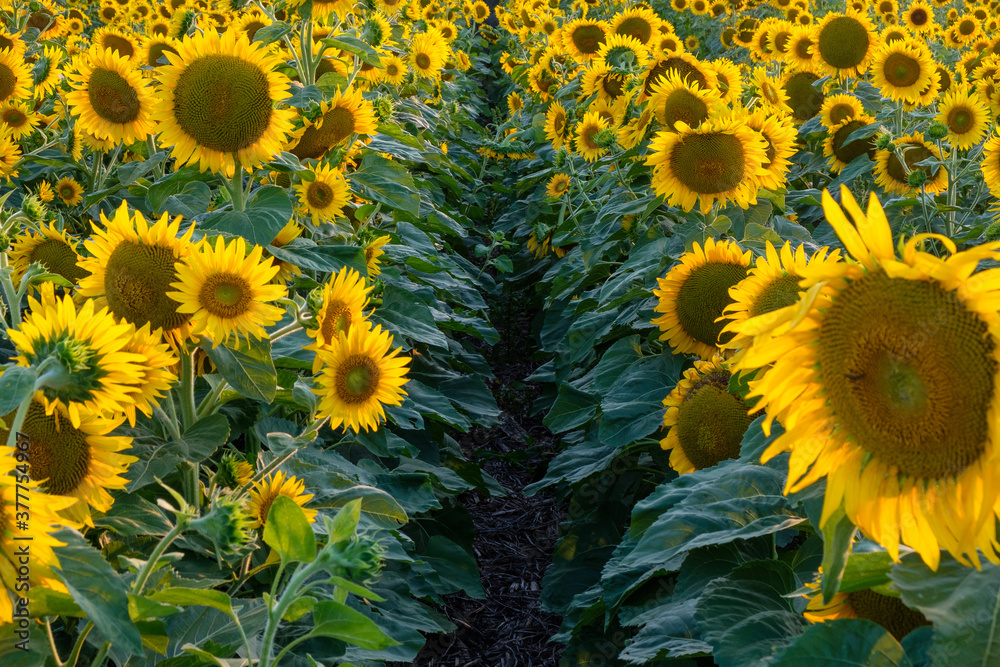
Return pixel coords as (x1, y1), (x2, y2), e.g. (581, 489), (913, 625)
(820, 506), (859, 603)
(202, 337), (277, 403)
(769, 619), (912, 666)
(263, 494), (317, 563)
(0, 365), (37, 417)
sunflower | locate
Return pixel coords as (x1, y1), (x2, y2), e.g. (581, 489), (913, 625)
(902, 1), (935, 32)
(573, 111), (609, 162)
(54, 177), (84, 206)
(820, 93), (864, 130)
(610, 6), (661, 45)
(92, 26), (139, 60)
(880, 25), (912, 45)
(0, 393), (136, 526)
(593, 33), (650, 70)
(982, 132), (1000, 196)
(66, 47), (154, 145)
(709, 58), (743, 105)
(381, 54), (408, 84)
(37, 181), (53, 203)
(288, 87), (378, 160)
(303, 266), (371, 371)
(314, 322), (410, 433)
(652, 238), (752, 359)
(0, 453), (74, 625)
(721, 242), (842, 353)
(0, 48), (31, 105)
(804, 587), (929, 641)
(647, 53), (717, 96)
(546, 173), (571, 198)
(768, 20), (796, 58)
(544, 101), (568, 150)
(0, 101), (37, 139)
(781, 69), (825, 124)
(78, 202), (196, 335)
(151, 29), (294, 176)
(617, 105), (654, 150)
(507, 91), (524, 114)
(646, 115), (768, 214)
(364, 235), (391, 277)
(740, 186), (1000, 569)
(137, 35), (179, 70)
(31, 46), (63, 101)
(937, 83), (989, 150)
(823, 115), (877, 173)
(409, 30), (448, 79)
(8, 286), (144, 428)
(751, 66), (791, 115)
(784, 25), (818, 71)
(527, 63), (557, 100)
(653, 31), (684, 58)
(266, 220), (303, 284)
(660, 356), (757, 474)
(649, 71), (723, 130)
(874, 132), (947, 196)
(246, 471), (317, 528)
(167, 236), (286, 348)
(870, 40), (934, 103)
(119, 323), (178, 425)
(580, 64), (627, 102)
(8, 222), (89, 287)
(744, 110), (796, 191)
(295, 165), (350, 225)
(562, 18), (608, 63)
(815, 10), (876, 78)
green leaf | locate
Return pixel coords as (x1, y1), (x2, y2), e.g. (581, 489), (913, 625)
(326, 575), (385, 602)
(159, 181), (212, 219)
(325, 498), (362, 542)
(350, 154), (419, 216)
(770, 619), (913, 666)
(311, 485), (408, 528)
(321, 35), (382, 66)
(820, 507), (859, 603)
(30, 587), (85, 617)
(129, 593), (183, 620)
(263, 494), (317, 563)
(180, 413), (230, 461)
(543, 383), (599, 432)
(0, 366), (36, 416)
(94, 493), (173, 537)
(694, 560), (807, 667)
(266, 239), (368, 275)
(202, 186), (291, 247)
(282, 596), (317, 622)
(150, 587), (236, 620)
(419, 536), (485, 599)
(309, 600), (398, 650)
(891, 553), (1000, 665)
(253, 21), (291, 44)
(202, 337), (277, 402)
(839, 550), (894, 594)
(52, 529), (144, 654)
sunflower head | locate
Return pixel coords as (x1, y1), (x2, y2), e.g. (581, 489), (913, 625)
(816, 11), (875, 77)
(246, 471), (317, 528)
(8, 222), (89, 287)
(304, 266), (371, 372)
(289, 87), (378, 160)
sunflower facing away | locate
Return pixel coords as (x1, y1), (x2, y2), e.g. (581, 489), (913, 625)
(151, 29), (295, 176)
(67, 46), (155, 144)
(652, 237), (752, 359)
(304, 266), (372, 372)
(246, 471), (317, 528)
(7, 284), (145, 428)
(0, 393), (136, 526)
(646, 115), (768, 213)
(167, 236), (286, 348)
(660, 356), (757, 474)
(739, 186), (1000, 570)
(314, 322), (410, 433)
(295, 164), (350, 224)
(78, 202), (196, 336)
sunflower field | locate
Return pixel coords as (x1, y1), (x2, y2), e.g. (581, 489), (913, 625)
(9, 0), (1000, 664)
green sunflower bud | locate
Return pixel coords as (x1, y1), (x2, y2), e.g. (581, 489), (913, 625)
(906, 169), (929, 187)
(595, 128), (616, 148)
(190, 494), (253, 555)
(375, 95), (395, 122)
(22, 195), (46, 223)
(214, 452), (254, 489)
(986, 221), (1000, 241)
(0, 233), (10, 253)
(875, 133), (895, 151)
(927, 121), (948, 140)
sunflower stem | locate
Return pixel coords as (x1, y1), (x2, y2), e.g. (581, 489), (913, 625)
(46, 618), (64, 666)
(195, 379), (229, 420)
(63, 622), (93, 667)
(88, 641), (111, 667)
(131, 516), (189, 596)
(229, 159), (246, 212)
(179, 347), (197, 430)
(4, 382), (35, 450)
(0, 271), (21, 328)
(153, 405), (183, 442)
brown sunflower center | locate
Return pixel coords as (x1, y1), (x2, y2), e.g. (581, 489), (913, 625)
(172, 54), (273, 153)
(102, 34), (135, 58)
(2, 108), (25, 126)
(785, 71), (824, 121)
(88, 67), (141, 124)
(817, 270), (994, 479)
(335, 354), (381, 404)
(886, 143), (938, 185)
(794, 36), (815, 59)
(676, 261), (749, 347)
(749, 273), (802, 317)
(828, 102), (858, 125)
(292, 105), (356, 160)
(200, 272), (253, 319)
(947, 105), (974, 133)
(817, 16), (871, 70)
(847, 589), (930, 642)
(910, 8), (928, 25)
(959, 19), (976, 36)
(59, 184), (78, 200)
(415, 52), (432, 70)
(676, 369), (755, 469)
(616, 16), (653, 43)
(16, 400), (92, 496)
(320, 300), (352, 342)
(306, 180), (334, 209)
(658, 89), (709, 129)
(30, 239), (89, 284)
(0, 62), (17, 102)
(669, 132), (746, 195)
(571, 25), (605, 55)
(831, 119), (876, 166)
(883, 52), (921, 87)
(105, 240), (190, 330)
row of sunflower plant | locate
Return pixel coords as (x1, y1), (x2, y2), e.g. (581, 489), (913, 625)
(0, 0), (510, 664)
(489, 0), (1000, 663)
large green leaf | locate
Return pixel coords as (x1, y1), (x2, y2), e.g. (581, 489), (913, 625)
(94, 494), (173, 536)
(52, 529), (144, 654)
(770, 619), (913, 666)
(201, 186), (292, 246)
(892, 553), (1000, 665)
(263, 494), (317, 563)
(310, 485), (408, 528)
(419, 536), (485, 599)
(543, 383), (599, 433)
(150, 588), (236, 619)
(266, 239), (368, 275)
(598, 352), (682, 447)
(179, 413), (230, 462)
(0, 366), (36, 416)
(350, 154), (419, 216)
(694, 560), (807, 667)
(202, 337), (277, 402)
(309, 600), (398, 650)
